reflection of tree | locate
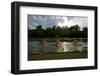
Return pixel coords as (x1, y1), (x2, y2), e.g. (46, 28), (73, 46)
(28, 24), (88, 38)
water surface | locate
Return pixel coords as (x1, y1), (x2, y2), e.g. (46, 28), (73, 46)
(28, 38), (87, 54)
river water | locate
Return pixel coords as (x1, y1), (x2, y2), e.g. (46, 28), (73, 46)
(28, 38), (87, 54)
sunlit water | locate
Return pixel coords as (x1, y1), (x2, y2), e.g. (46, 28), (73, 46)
(28, 38), (87, 54)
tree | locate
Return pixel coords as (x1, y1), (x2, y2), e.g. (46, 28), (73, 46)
(46, 27), (54, 37)
(69, 24), (80, 31)
(82, 27), (88, 38)
(28, 24), (87, 38)
(82, 27), (88, 32)
(35, 25), (45, 37)
(52, 25), (56, 30)
(61, 26), (69, 37)
(36, 25), (42, 29)
(55, 26), (62, 37)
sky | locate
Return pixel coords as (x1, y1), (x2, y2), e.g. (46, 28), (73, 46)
(28, 15), (88, 30)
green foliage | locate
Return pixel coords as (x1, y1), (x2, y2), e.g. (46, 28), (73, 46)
(28, 24), (88, 38)
(83, 27), (88, 32)
(69, 24), (80, 31)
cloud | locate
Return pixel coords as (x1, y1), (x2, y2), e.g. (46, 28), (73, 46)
(28, 15), (88, 29)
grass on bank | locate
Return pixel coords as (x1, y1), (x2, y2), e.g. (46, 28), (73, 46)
(28, 52), (88, 61)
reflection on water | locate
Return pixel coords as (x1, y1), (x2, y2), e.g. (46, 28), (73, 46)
(28, 38), (87, 54)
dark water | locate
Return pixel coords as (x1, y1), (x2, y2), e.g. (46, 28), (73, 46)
(28, 38), (88, 54)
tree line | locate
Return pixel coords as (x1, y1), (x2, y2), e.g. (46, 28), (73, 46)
(28, 24), (88, 38)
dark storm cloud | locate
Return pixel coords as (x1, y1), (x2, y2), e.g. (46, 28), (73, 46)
(28, 15), (65, 29)
(28, 15), (88, 29)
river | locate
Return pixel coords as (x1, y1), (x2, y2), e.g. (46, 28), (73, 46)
(28, 38), (87, 54)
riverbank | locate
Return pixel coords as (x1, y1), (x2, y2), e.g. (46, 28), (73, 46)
(28, 52), (88, 61)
